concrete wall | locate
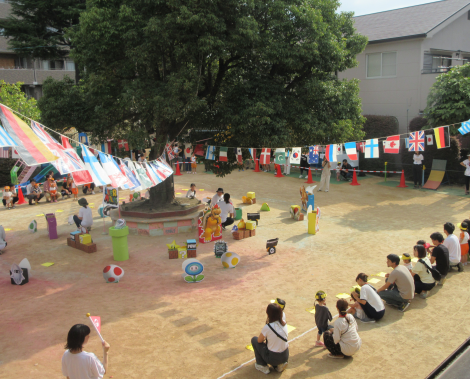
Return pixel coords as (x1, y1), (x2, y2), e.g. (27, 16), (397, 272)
(0, 68), (75, 84)
(339, 38), (424, 133)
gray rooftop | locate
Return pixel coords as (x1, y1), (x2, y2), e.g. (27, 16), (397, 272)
(353, 0), (470, 43)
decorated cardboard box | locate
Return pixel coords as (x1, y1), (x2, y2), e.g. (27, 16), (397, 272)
(187, 239), (197, 258)
(250, 229), (256, 237)
(187, 250), (197, 258)
(233, 232), (243, 240)
(45, 213), (58, 240)
(178, 248), (187, 259)
(247, 192), (256, 199)
(169, 250), (178, 259)
(245, 221), (256, 230)
(79, 243), (97, 254)
(67, 238), (77, 248)
(198, 205), (223, 243)
(70, 231), (83, 241)
(79, 234), (92, 244)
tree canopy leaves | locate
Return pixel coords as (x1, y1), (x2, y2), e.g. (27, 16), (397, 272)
(0, 80), (41, 122)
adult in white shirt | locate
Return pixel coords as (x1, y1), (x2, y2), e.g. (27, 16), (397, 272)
(210, 188), (224, 206)
(218, 193), (235, 230)
(0, 225), (7, 252)
(410, 244), (436, 299)
(324, 299), (362, 359)
(73, 198), (94, 232)
(251, 303), (289, 374)
(348, 273), (385, 323)
(460, 153), (470, 195)
(443, 222), (463, 272)
(62, 324), (110, 379)
(412, 151), (424, 189)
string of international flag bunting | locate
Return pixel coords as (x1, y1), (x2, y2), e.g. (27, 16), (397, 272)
(0, 99), (469, 186)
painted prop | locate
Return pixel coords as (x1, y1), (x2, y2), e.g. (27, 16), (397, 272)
(198, 204), (222, 243)
(182, 259), (204, 283)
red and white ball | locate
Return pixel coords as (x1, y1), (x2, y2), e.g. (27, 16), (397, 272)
(103, 265), (124, 283)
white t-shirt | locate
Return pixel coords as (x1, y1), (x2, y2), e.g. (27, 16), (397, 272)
(463, 159), (470, 176)
(79, 207), (94, 227)
(413, 154), (424, 164)
(26, 183), (34, 195)
(412, 257), (435, 284)
(217, 201), (234, 223)
(62, 350), (105, 379)
(211, 194), (223, 206)
(333, 315), (362, 356)
(460, 231), (469, 245)
(3, 191), (13, 199)
(261, 322), (288, 353)
(443, 234), (461, 263)
(360, 284), (385, 312)
(186, 190), (196, 198)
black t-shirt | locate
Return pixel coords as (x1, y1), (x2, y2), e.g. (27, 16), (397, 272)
(432, 244), (450, 276)
(314, 304), (332, 329)
(342, 163), (352, 171)
(300, 154), (309, 167)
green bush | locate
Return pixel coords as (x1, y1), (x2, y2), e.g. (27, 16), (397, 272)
(409, 116), (428, 132)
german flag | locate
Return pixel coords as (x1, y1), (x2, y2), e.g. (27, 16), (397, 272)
(434, 126), (450, 149)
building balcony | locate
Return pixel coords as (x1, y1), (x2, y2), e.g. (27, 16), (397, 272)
(0, 68), (75, 85)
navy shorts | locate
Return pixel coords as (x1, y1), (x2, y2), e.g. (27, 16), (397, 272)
(317, 325), (334, 335)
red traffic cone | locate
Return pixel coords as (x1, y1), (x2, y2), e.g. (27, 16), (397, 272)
(175, 161), (182, 176)
(350, 169), (360, 186)
(275, 164), (284, 177)
(254, 158), (261, 172)
(304, 167), (315, 184)
(397, 170), (408, 188)
(16, 186), (27, 205)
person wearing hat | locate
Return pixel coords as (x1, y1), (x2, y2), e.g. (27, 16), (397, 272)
(313, 291), (333, 347)
(460, 153), (470, 195)
(2, 186), (15, 210)
(73, 198), (93, 231)
(211, 188), (224, 207)
(26, 179), (44, 205)
(43, 174), (61, 202)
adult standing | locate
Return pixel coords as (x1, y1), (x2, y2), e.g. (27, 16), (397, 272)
(411, 245), (436, 299)
(323, 299), (362, 359)
(377, 254), (414, 312)
(443, 222), (463, 272)
(429, 232), (450, 285)
(62, 324), (110, 379)
(218, 193), (235, 230)
(317, 158), (331, 192)
(251, 303), (289, 374)
(348, 273), (385, 323)
(299, 150), (309, 178)
(460, 153), (470, 195)
(210, 188), (224, 207)
(412, 151), (424, 189)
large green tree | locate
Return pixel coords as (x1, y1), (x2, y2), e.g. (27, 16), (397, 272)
(424, 63), (470, 132)
(39, 0), (367, 194)
(0, 80), (41, 122)
(0, 0), (86, 81)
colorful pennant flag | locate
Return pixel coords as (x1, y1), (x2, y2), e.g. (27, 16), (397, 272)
(408, 131), (425, 152)
(206, 145), (215, 160)
(365, 139), (379, 158)
(98, 152), (129, 188)
(383, 135), (400, 154)
(117, 139), (129, 151)
(344, 142), (358, 160)
(274, 148), (286, 164)
(248, 148), (256, 161)
(194, 144), (204, 156)
(357, 142), (365, 153)
(0, 104), (58, 166)
(81, 144), (111, 186)
(165, 143), (176, 160)
(100, 141), (112, 154)
(0, 147), (10, 158)
(458, 120), (470, 135)
(61, 137), (93, 185)
(237, 148), (243, 164)
(290, 147), (301, 164)
(133, 161), (153, 189)
(434, 126), (450, 149)
(149, 161), (168, 182)
(426, 134), (433, 145)
(325, 144), (337, 162)
(219, 146), (228, 162)
(184, 143), (192, 158)
(260, 148), (271, 165)
(308, 146), (319, 164)
(142, 162), (160, 186)
(117, 158), (139, 190)
(336, 144), (343, 155)
(0, 125), (17, 147)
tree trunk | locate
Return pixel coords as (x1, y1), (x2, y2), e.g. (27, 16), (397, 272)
(148, 175), (174, 208)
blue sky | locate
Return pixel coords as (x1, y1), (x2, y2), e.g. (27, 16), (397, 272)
(338, 0), (441, 16)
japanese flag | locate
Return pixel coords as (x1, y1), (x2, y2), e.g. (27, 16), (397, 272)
(426, 135), (433, 145)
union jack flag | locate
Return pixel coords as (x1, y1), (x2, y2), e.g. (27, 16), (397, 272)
(408, 131), (425, 152)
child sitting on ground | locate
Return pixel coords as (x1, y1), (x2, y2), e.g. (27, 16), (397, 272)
(313, 291), (332, 347)
(336, 163), (341, 181)
(402, 253), (413, 270)
(50, 180), (58, 202)
(186, 183), (197, 199)
(459, 222), (469, 265)
(417, 239), (432, 255)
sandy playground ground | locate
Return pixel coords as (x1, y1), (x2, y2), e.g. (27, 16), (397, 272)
(1, 166), (470, 379)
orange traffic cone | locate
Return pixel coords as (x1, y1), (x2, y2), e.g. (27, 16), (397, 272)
(16, 186), (27, 205)
(304, 167), (315, 184)
(397, 170), (408, 188)
(175, 161), (182, 176)
(275, 164), (284, 177)
(350, 169), (360, 186)
(254, 158), (261, 172)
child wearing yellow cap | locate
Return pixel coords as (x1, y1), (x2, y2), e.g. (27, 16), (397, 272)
(313, 291), (332, 347)
(3, 186), (14, 210)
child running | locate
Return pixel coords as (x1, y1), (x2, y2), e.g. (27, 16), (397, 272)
(459, 222), (469, 265)
(313, 291), (332, 347)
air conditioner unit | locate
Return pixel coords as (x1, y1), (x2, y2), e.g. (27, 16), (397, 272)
(33, 81), (38, 85)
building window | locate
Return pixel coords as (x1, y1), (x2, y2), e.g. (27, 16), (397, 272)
(366, 52), (397, 78)
(66, 61), (75, 71)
